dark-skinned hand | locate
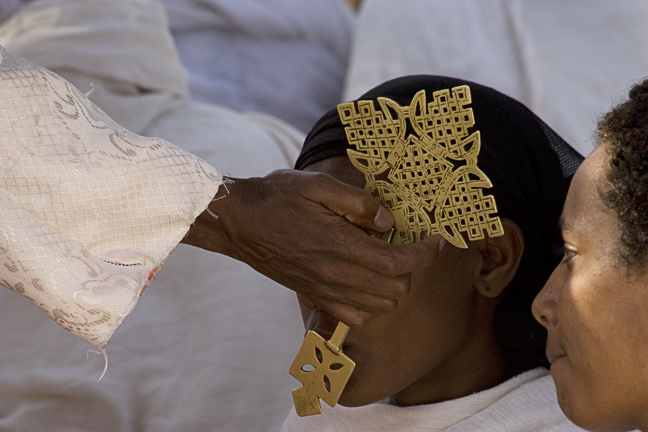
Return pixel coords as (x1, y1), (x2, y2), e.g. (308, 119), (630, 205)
(182, 169), (440, 328)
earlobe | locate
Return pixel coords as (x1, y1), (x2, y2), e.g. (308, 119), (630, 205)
(474, 219), (525, 299)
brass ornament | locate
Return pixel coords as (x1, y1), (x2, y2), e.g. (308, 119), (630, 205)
(288, 230), (397, 417)
(288, 85), (504, 418)
(338, 86), (504, 248)
(289, 322), (354, 416)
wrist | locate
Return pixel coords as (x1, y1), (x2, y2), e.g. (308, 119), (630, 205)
(182, 177), (253, 258)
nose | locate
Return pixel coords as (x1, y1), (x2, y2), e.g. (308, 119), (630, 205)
(532, 267), (560, 329)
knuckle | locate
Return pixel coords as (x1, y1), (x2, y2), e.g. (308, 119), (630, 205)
(345, 314), (365, 330)
(376, 299), (398, 314)
(316, 281), (346, 302)
(377, 251), (400, 275)
(373, 275), (410, 300)
(307, 171), (330, 189)
(391, 276), (411, 299)
(354, 194), (375, 214)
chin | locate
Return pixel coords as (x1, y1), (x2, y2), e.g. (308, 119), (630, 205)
(554, 379), (582, 426)
(559, 409), (627, 432)
(555, 384), (627, 432)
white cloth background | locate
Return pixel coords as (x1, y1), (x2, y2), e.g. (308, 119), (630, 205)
(344, 0), (648, 156)
(281, 368), (589, 432)
(0, 0), (22, 22)
(160, 0), (354, 133)
(0, 1), (306, 431)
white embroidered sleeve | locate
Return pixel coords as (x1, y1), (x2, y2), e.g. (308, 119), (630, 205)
(0, 46), (223, 349)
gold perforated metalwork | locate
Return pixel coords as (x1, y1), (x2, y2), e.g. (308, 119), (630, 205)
(338, 86), (504, 248)
(288, 86), (506, 418)
(289, 322), (354, 416)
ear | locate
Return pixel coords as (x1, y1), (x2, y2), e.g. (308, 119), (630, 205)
(473, 218), (524, 299)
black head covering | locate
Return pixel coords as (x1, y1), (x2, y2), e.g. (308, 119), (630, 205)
(296, 75), (583, 374)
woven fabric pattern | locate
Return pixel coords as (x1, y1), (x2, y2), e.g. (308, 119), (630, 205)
(0, 47), (222, 348)
(281, 368), (586, 431)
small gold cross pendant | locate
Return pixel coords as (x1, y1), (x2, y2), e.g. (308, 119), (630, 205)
(288, 321), (355, 416)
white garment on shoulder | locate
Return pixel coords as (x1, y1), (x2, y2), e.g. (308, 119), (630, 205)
(344, 0), (648, 156)
(0, 46), (222, 349)
(281, 368), (587, 431)
(0, 0), (23, 23)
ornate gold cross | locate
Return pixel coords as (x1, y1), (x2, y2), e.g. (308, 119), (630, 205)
(289, 85), (503, 417)
(338, 86), (503, 248)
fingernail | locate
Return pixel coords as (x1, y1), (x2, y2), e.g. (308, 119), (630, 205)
(438, 238), (446, 252)
(373, 206), (393, 231)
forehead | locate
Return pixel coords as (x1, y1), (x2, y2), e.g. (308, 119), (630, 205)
(562, 146), (616, 238)
(302, 155), (366, 189)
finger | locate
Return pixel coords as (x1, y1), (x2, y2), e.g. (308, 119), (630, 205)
(296, 293), (319, 311)
(343, 270), (412, 303)
(353, 234), (443, 276)
(384, 234), (445, 274)
(310, 282), (400, 314)
(324, 302), (377, 329)
(341, 290), (399, 314)
(301, 252), (414, 303)
(304, 174), (394, 232)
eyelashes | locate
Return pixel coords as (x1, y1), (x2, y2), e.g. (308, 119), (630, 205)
(555, 243), (577, 264)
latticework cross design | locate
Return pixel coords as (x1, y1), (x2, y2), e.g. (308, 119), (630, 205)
(338, 86), (504, 248)
(289, 329), (355, 416)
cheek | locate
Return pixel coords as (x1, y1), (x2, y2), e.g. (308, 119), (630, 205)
(557, 266), (619, 383)
(338, 308), (423, 405)
(337, 312), (415, 396)
(339, 266), (476, 405)
(554, 264), (648, 429)
(551, 274), (617, 428)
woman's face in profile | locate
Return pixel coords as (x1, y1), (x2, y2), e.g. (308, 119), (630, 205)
(298, 156), (506, 408)
(533, 145), (648, 432)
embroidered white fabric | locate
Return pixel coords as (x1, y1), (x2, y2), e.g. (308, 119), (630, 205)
(0, 2), (305, 429)
(0, 46), (222, 349)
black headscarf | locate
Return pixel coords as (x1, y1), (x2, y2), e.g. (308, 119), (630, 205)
(296, 75), (583, 373)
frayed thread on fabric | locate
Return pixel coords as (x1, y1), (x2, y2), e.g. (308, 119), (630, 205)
(205, 176), (234, 220)
(87, 349), (109, 381)
(84, 82), (96, 98)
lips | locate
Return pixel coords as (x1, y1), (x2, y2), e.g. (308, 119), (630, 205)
(545, 334), (567, 365)
(547, 351), (567, 365)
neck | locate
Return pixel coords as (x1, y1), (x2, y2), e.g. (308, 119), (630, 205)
(390, 329), (507, 407)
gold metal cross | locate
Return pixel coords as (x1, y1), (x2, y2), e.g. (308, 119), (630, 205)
(289, 321), (354, 416)
(289, 85), (504, 417)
